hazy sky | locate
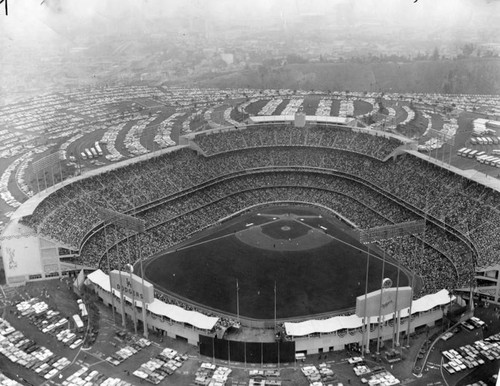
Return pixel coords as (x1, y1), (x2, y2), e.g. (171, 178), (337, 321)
(1, 0), (499, 43)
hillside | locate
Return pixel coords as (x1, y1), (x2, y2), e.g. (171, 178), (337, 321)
(194, 58), (500, 95)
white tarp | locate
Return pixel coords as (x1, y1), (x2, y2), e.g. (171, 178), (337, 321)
(404, 289), (454, 315)
(284, 289), (453, 337)
(87, 269), (111, 292)
(284, 314), (364, 336)
(148, 300), (219, 331)
(87, 269), (219, 330)
(378, 289), (455, 320)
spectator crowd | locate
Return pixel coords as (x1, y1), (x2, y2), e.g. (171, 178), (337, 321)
(194, 124), (402, 160)
(19, 123), (500, 321)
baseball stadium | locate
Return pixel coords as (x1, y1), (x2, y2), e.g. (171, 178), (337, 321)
(1, 114), (497, 362)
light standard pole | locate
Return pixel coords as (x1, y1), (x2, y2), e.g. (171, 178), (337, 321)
(392, 265), (400, 350)
(362, 237), (371, 356)
(96, 206), (146, 335)
(104, 224), (116, 325)
(138, 235), (148, 339)
(376, 251), (387, 356)
(448, 289), (454, 329)
(126, 261), (138, 335)
(406, 271), (414, 348)
(116, 228), (126, 328)
(274, 281), (277, 334)
(236, 279), (240, 323)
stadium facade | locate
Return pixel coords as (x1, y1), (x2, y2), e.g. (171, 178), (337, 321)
(2, 116), (500, 356)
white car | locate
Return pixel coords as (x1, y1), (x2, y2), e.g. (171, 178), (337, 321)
(69, 339), (83, 350)
(56, 329), (70, 341)
(44, 368), (59, 379)
(62, 333), (76, 344)
(35, 363), (49, 373)
(55, 318), (68, 328)
(42, 324), (56, 334)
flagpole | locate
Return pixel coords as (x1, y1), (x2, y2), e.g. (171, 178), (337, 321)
(408, 197), (427, 347)
(105, 224), (116, 326)
(362, 240), (371, 356)
(407, 271), (414, 348)
(274, 281), (277, 333)
(392, 264), (400, 350)
(116, 227), (126, 328)
(139, 235), (148, 339)
(376, 250), (386, 355)
(236, 279), (240, 322)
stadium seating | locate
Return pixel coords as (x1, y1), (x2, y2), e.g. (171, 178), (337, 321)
(193, 124), (402, 160)
(19, 124), (500, 306)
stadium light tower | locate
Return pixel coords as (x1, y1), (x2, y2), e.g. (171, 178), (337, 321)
(361, 239), (371, 356)
(391, 264), (401, 350)
(428, 128), (455, 166)
(31, 151), (64, 193)
(125, 235), (139, 335)
(358, 220), (425, 354)
(137, 233), (149, 339)
(103, 224), (116, 326)
(406, 222), (426, 349)
(236, 279), (240, 322)
(96, 212), (126, 329)
(356, 238), (412, 358)
(375, 252), (387, 356)
(274, 281), (277, 334)
(96, 206), (147, 337)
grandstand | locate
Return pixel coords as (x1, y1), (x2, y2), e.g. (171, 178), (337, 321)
(2, 118), (500, 355)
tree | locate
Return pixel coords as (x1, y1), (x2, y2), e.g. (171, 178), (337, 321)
(431, 47), (440, 61)
(286, 54), (307, 64)
(461, 43), (475, 57)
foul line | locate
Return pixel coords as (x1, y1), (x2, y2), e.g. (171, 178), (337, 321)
(174, 232), (235, 253)
(172, 217), (282, 254)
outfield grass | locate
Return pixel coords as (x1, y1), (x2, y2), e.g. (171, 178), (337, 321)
(145, 207), (409, 320)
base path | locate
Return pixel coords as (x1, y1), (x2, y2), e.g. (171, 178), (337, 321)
(235, 213), (332, 252)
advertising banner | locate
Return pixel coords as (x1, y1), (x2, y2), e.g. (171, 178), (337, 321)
(109, 270), (154, 304)
(355, 286), (412, 318)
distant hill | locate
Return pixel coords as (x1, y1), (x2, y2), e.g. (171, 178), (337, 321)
(194, 58), (500, 95)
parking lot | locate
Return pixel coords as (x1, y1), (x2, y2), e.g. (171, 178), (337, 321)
(1, 278), (500, 385)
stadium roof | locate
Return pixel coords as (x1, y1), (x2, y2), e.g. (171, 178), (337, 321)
(284, 289), (453, 337)
(182, 118), (413, 147)
(249, 115), (355, 125)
